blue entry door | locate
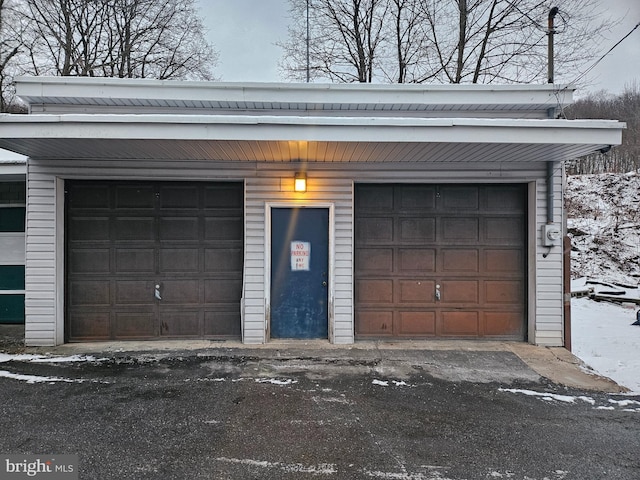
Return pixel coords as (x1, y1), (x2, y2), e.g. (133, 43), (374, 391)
(271, 207), (329, 339)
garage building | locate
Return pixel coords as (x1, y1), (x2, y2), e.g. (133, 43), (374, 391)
(0, 77), (624, 346)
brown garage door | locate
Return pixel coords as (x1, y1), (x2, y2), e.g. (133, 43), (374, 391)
(355, 184), (526, 340)
(66, 181), (243, 341)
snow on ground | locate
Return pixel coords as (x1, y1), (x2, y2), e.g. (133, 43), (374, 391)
(571, 297), (640, 393)
(0, 353), (105, 364)
(0, 370), (84, 384)
(566, 172), (640, 393)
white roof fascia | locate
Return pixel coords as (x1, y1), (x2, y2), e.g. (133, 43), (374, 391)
(15, 76), (574, 111)
(0, 163), (26, 177)
(0, 114), (624, 147)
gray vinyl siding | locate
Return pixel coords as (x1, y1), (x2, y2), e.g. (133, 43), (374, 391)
(24, 158), (563, 347)
(24, 168), (57, 345)
(534, 163), (564, 346)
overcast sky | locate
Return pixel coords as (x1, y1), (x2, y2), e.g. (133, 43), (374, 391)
(198, 0), (640, 95)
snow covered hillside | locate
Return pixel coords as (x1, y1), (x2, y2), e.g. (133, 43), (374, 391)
(566, 171), (640, 285)
(566, 171), (640, 393)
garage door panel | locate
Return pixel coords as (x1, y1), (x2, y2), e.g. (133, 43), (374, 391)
(71, 281), (110, 306)
(204, 218), (243, 240)
(441, 217), (479, 242)
(160, 248), (199, 272)
(484, 312), (523, 336)
(442, 249), (479, 272)
(159, 310), (200, 336)
(357, 248), (393, 273)
(355, 183), (526, 340)
(161, 280), (200, 303)
(204, 278), (243, 303)
(441, 311), (479, 336)
(484, 280), (523, 304)
(115, 280), (154, 304)
(70, 185), (110, 209)
(205, 248), (243, 272)
(399, 218), (436, 242)
(356, 185), (394, 210)
(70, 217), (109, 241)
(356, 279), (393, 304)
(205, 311), (242, 337)
(70, 249), (110, 273)
(486, 187), (525, 212)
(399, 280), (434, 303)
(399, 249), (435, 272)
(356, 218), (393, 244)
(69, 312), (110, 339)
(355, 311), (393, 335)
(205, 185), (243, 209)
(160, 217), (199, 241)
(485, 249), (522, 272)
(114, 217), (155, 241)
(441, 186), (479, 210)
(485, 218), (523, 243)
(397, 311), (436, 336)
(399, 186), (436, 210)
(115, 185), (155, 209)
(116, 248), (155, 273)
(160, 186), (199, 209)
(441, 280), (479, 303)
(114, 312), (155, 338)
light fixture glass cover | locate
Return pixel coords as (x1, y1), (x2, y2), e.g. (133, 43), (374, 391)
(294, 172), (307, 192)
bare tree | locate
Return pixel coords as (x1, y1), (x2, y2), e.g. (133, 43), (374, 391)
(280, 0), (614, 85)
(383, 0), (433, 83)
(280, 0), (389, 82)
(18, 0), (217, 80)
(0, 0), (25, 111)
(566, 83), (640, 175)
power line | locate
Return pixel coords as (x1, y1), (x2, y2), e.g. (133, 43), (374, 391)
(569, 20), (640, 88)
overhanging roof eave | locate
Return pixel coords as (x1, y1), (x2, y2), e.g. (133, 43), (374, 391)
(0, 114), (624, 146)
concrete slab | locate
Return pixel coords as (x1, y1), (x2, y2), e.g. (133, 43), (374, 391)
(0, 325), (627, 392)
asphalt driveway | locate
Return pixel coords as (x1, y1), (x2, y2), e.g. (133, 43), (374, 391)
(0, 347), (638, 480)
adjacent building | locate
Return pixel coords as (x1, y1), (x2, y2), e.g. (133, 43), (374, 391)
(0, 151), (26, 324)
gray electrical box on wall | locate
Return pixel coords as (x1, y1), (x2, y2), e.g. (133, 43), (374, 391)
(542, 224), (562, 247)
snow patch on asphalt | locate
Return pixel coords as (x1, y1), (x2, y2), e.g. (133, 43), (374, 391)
(312, 395), (352, 405)
(372, 379), (414, 387)
(215, 457), (336, 475)
(0, 353), (106, 364)
(0, 370), (83, 384)
(499, 388), (585, 403)
(254, 378), (297, 386)
(499, 388), (640, 412)
(608, 398), (640, 407)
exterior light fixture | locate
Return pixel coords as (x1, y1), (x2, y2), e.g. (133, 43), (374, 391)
(294, 172), (307, 193)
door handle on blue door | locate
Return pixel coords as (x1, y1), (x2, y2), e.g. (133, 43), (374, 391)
(322, 281), (328, 287)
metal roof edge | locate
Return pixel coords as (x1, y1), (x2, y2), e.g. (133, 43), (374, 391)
(14, 76), (575, 110)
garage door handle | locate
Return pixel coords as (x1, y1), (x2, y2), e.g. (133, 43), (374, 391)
(435, 285), (441, 301)
(154, 284), (162, 301)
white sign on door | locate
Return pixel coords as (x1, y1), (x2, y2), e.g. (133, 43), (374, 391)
(291, 241), (310, 271)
